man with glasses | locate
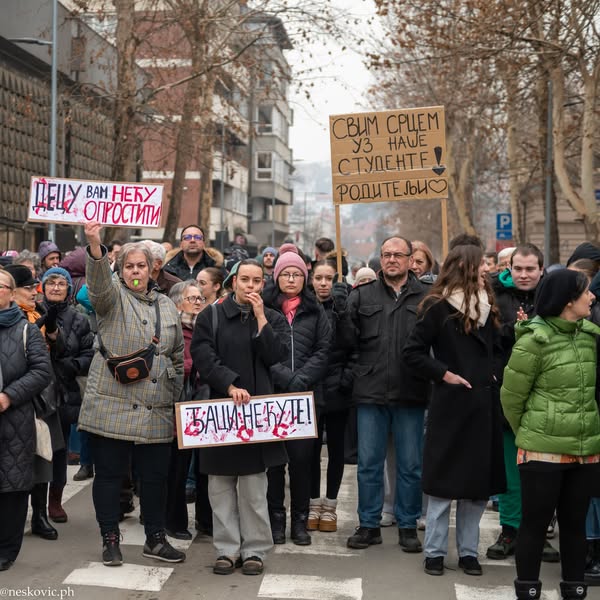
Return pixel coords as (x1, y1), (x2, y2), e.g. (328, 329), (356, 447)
(346, 236), (428, 553)
(164, 225), (217, 281)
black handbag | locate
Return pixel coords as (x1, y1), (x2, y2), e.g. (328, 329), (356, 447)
(97, 302), (161, 385)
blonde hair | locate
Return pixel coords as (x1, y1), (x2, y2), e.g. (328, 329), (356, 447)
(0, 267), (16, 289)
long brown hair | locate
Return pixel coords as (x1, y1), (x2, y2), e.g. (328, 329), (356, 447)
(419, 244), (499, 334)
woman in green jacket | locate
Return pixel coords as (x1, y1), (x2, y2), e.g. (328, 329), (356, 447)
(501, 268), (600, 600)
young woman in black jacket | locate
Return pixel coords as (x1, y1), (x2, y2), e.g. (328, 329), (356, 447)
(263, 252), (331, 545)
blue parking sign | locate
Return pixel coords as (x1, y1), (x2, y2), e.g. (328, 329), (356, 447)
(496, 213), (512, 231)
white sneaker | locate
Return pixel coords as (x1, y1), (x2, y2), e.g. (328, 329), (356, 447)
(380, 512), (395, 527)
(417, 517), (426, 531)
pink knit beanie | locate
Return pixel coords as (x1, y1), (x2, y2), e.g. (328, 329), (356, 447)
(273, 252), (308, 281)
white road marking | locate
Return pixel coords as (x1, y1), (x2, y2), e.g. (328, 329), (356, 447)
(259, 574), (362, 600)
(455, 583), (559, 600)
(63, 561), (174, 591)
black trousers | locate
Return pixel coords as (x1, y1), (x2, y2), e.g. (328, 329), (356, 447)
(192, 450), (213, 532)
(517, 460), (600, 582)
(0, 491), (29, 561)
(267, 438), (314, 516)
(165, 440), (192, 532)
(89, 433), (171, 536)
(310, 409), (349, 500)
(52, 405), (79, 487)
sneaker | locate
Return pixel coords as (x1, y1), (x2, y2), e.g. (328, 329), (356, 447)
(166, 528), (193, 540)
(347, 526), (382, 549)
(102, 531), (123, 567)
(424, 556), (444, 576)
(546, 514), (557, 539)
(142, 531), (186, 563)
(486, 530), (517, 559)
(459, 555), (482, 576)
(417, 517), (426, 531)
(541, 540), (560, 563)
(73, 464), (94, 481)
(398, 528), (423, 553)
(380, 512), (395, 527)
(241, 556), (264, 576)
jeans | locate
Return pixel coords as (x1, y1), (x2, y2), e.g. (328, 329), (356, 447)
(357, 404), (424, 528)
(586, 498), (600, 540)
(499, 429), (521, 529)
(424, 496), (487, 558)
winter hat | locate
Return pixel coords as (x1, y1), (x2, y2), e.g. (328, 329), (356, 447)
(273, 252), (308, 281)
(566, 242), (600, 267)
(223, 261), (241, 289)
(4, 264), (38, 288)
(534, 268), (587, 318)
(262, 246), (278, 258)
(38, 241), (61, 263)
(42, 267), (73, 296)
(278, 243), (299, 256)
(354, 267), (377, 286)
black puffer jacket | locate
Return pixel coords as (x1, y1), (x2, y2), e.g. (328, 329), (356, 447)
(164, 249), (216, 281)
(0, 314), (52, 493)
(319, 297), (357, 413)
(264, 286), (331, 402)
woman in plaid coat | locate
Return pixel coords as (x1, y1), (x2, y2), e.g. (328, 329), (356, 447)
(80, 222), (184, 567)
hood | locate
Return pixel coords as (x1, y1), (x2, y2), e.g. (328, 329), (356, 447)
(498, 268), (515, 289)
(515, 315), (600, 342)
(59, 246), (87, 278)
(205, 247), (224, 268)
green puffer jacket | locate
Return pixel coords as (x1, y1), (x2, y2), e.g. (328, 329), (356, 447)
(501, 315), (600, 455)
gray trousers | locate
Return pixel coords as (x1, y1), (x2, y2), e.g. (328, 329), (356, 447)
(424, 495), (487, 558)
(208, 472), (273, 561)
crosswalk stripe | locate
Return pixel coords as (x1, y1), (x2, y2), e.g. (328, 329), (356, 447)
(455, 583), (559, 600)
(258, 574), (362, 600)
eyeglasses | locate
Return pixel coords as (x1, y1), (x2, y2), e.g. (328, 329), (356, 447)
(182, 234), (204, 241)
(381, 252), (411, 261)
(46, 281), (68, 289)
(0, 284), (13, 291)
(22, 284), (37, 291)
(279, 272), (304, 280)
(184, 295), (205, 304)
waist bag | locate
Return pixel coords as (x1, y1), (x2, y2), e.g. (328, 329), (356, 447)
(97, 302), (161, 385)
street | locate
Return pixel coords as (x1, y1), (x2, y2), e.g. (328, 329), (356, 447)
(0, 464), (590, 600)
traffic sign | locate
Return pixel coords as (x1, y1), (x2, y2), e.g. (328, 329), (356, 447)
(496, 213), (512, 231)
(496, 231), (513, 240)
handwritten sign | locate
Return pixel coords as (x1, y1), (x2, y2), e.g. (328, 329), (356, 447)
(28, 176), (163, 228)
(329, 106), (448, 204)
(175, 392), (317, 449)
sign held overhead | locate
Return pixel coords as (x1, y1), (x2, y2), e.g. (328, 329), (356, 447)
(329, 106), (448, 204)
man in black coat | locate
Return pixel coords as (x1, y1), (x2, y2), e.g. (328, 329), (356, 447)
(190, 259), (289, 576)
(164, 224), (216, 281)
(345, 236), (428, 553)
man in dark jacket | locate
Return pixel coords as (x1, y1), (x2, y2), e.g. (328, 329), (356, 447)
(164, 225), (216, 281)
(346, 236), (428, 553)
(190, 259), (289, 576)
(486, 243), (558, 563)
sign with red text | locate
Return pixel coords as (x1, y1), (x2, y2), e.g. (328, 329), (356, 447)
(329, 106), (448, 204)
(28, 176), (163, 228)
(175, 392), (317, 449)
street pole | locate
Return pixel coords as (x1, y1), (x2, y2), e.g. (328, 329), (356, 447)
(48, 0), (58, 243)
(220, 123), (225, 250)
(544, 79), (553, 265)
(303, 191), (307, 249)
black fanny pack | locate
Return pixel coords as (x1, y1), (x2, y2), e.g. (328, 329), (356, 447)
(98, 302), (161, 385)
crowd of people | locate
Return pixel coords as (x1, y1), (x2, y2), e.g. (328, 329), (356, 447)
(1, 225), (600, 600)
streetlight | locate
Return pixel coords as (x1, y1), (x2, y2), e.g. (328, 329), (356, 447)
(9, 0), (58, 243)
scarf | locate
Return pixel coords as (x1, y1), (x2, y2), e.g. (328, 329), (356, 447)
(42, 298), (69, 315)
(17, 301), (45, 337)
(179, 311), (197, 331)
(0, 302), (25, 328)
(281, 295), (301, 325)
(446, 289), (491, 328)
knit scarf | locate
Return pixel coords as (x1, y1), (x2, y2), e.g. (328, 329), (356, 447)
(17, 301), (44, 336)
(281, 295), (301, 325)
(0, 302), (25, 328)
(179, 311), (197, 331)
(446, 289), (491, 328)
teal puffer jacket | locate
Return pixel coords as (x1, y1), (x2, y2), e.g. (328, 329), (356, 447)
(501, 316), (600, 455)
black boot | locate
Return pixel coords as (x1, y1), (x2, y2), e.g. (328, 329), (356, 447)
(560, 582), (587, 599)
(30, 483), (58, 540)
(269, 510), (286, 544)
(585, 540), (600, 585)
(290, 513), (311, 546)
(514, 579), (541, 600)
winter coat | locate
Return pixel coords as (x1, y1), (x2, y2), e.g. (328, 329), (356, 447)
(403, 298), (506, 500)
(164, 249), (216, 281)
(263, 286), (331, 403)
(156, 269), (182, 296)
(0, 313), (52, 492)
(190, 294), (290, 476)
(319, 297), (357, 413)
(501, 316), (600, 455)
(60, 246), (87, 301)
(78, 247), (184, 443)
(347, 271), (429, 407)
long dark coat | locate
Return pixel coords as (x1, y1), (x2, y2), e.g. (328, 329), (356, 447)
(190, 294), (290, 476)
(403, 298), (506, 500)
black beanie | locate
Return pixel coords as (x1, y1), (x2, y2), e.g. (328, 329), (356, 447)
(534, 268), (587, 317)
(566, 242), (600, 266)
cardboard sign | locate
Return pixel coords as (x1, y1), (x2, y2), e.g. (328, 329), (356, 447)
(175, 392), (317, 449)
(28, 176), (163, 228)
(329, 106), (448, 204)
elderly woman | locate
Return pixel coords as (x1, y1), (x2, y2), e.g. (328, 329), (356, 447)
(81, 222), (185, 567)
(0, 267), (52, 570)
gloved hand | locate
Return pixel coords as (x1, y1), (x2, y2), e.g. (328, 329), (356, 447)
(44, 303), (60, 334)
(56, 357), (79, 379)
(331, 282), (348, 313)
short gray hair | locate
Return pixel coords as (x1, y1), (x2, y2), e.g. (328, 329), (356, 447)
(169, 279), (201, 307)
(116, 243), (154, 273)
(14, 249), (41, 272)
(142, 240), (166, 263)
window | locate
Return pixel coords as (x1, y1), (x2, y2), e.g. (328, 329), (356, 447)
(256, 152), (273, 179)
(258, 105), (273, 134)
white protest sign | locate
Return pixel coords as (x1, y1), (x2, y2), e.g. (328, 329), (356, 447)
(28, 176), (163, 228)
(175, 392), (317, 449)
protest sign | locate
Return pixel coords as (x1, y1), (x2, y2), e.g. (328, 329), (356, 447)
(329, 106), (447, 205)
(28, 176), (163, 228)
(175, 392), (317, 450)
